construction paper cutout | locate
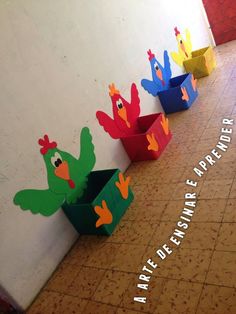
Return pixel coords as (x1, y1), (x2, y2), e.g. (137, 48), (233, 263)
(115, 172), (131, 199)
(181, 86), (189, 101)
(141, 50), (172, 96)
(191, 74), (197, 91)
(13, 127), (96, 216)
(171, 27), (192, 67)
(146, 133), (159, 151)
(96, 83), (140, 139)
(205, 49), (216, 72)
(94, 200), (113, 228)
(161, 115), (169, 136)
(183, 46), (216, 78)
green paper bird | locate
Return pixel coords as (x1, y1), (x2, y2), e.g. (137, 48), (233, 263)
(14, 127), (96, 216)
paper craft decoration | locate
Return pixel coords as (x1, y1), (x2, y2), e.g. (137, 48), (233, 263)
(94, 200), (113, 228)
(121, 113), (172, 161)
(97, 84), (172, 161)
(171, 26), (216, 77)
(62, 169), (134, 235)
(183, 46), (216, 78)
(96, 83), (140, 139)
(158, 73), (198, 114)
(13, 127), (96, 216)
(141, 48), (198, 114)
(171, 27), (192, 67)
(141, 50), (172, 96)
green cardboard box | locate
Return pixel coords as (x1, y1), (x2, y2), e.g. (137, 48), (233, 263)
(62, 169), (134, 235)
(183, 46), (216, 78)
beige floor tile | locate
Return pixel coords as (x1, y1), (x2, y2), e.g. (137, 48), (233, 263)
(181, 167), (203, 183)
(229, 179), (236, 198)
(181, 222), (220, 250)
(223, 199), (236, 222)
(196, 284), (236, 314)
(215, 223), (236, 251)
(165, 153), (192, 168)
(126, 200), (167, 222)
(83, 301), (117, 314)
(201, 127), (222, 140)
(172, 181), (203, 200)
(117, 308), (144, 314)
(93, 270), (132, 306)
(135, 183), (176, 201)
(56, 295), (88, 314)
(221, 148), (236, 163)
(163, 249), (212, 283)
(85, 243), (121, 269)
(198, 179), (233, 199)
(65, 236), (108, 266)
(152, 166), (186, 184)
(27, 291), (64, 314)
(120, 274), (165, 313)
(206, 160), (236, 180)
(161, 200), (184, 222)
(154, 279), (202, 314)
(110, 243), (147, 272)
(27, 291), (88, 314)
(195, 138), (219, 152)
(127, 221), (157, 245)
(141, 245), (169, 278)
(107, 220), (134, 243)
(192, 199), (226, 222)
(46, 263), (80, 294)
(206, 251), (236, 287)
(186, 150), (212, 168)
(67, 266), (105, 298)
(149, 222), (176, 247)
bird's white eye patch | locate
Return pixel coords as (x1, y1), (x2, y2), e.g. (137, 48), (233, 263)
(154, 62), (159, 70)
(51, 152), (63, 168)
(116, 99), (123, 110)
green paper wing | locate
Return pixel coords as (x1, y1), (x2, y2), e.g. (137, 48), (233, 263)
(78, 127), (96, 175)
(14, 189), (65, 216)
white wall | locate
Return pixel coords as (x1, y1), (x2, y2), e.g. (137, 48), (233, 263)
(0, 0), (213, 310)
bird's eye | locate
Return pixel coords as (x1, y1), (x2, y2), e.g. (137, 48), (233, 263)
(116, 99), (123, 110)
(51, 152), (63, 168)
(180, 40), (183, 44)
(154, 62), (159, 71)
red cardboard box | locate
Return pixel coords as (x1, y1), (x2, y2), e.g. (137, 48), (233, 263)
(121, 113), (172, 161)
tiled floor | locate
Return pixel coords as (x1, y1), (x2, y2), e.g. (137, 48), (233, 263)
(27, 41), (236, 314)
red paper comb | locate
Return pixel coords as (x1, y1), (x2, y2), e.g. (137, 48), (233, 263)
(38, 135), (57, 155)
(147, 49), (155, 61)
(174, 27), (180, 36)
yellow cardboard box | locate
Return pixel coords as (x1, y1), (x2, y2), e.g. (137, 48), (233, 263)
(183, 46), (216, 78)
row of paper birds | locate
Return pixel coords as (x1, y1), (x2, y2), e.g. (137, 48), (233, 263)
(97, 26), (193, 138)
(13, 27), (193, 216)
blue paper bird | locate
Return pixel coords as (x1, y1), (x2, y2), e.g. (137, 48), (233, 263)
(141, 49), (172, 96)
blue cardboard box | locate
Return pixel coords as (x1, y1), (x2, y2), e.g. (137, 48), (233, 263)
(158, 73), (198, 114)
(141, 50), (198, 114)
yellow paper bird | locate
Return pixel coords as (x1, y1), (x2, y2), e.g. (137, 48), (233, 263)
(171, 27), (192, 67)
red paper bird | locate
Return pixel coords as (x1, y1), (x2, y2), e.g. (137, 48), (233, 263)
(96, 83), (140, 139)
